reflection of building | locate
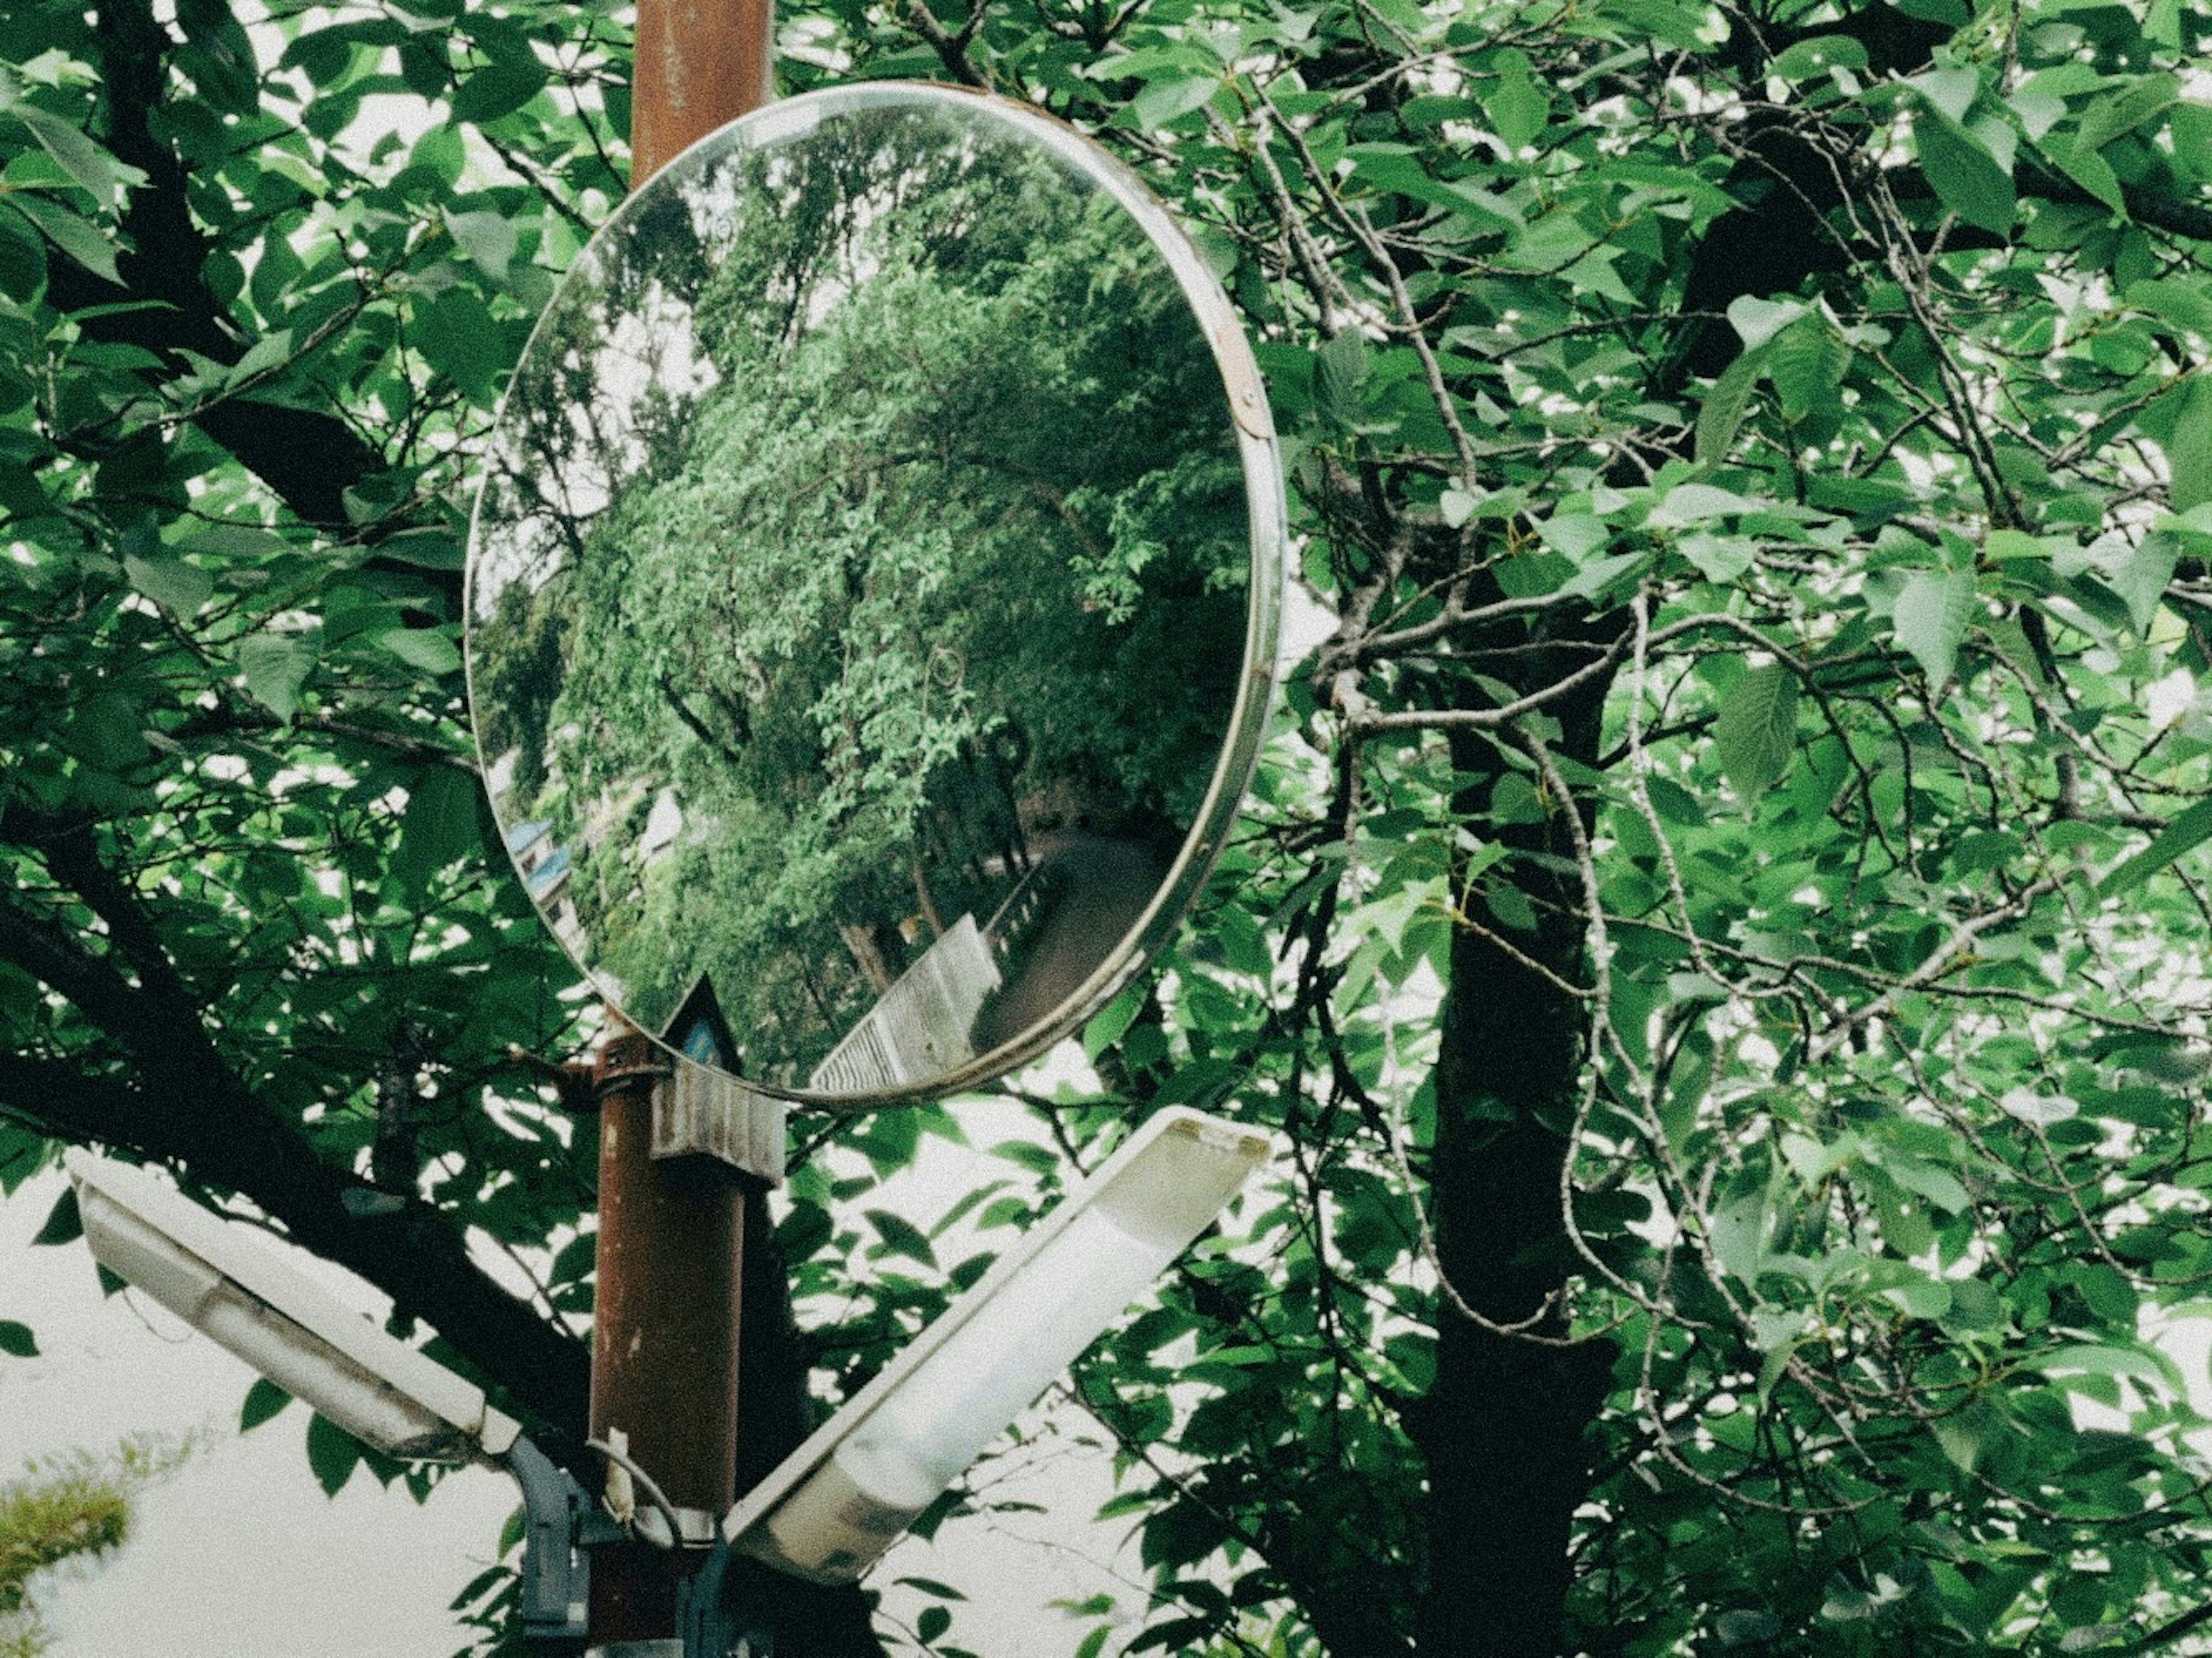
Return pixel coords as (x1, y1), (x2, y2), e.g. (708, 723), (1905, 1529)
(507, 818), (589, 959)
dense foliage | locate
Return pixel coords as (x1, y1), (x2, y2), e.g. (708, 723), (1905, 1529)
(5, 0), (2212, 1652)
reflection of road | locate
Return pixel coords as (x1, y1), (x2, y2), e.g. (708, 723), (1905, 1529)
(975, 832), (1164, 1052)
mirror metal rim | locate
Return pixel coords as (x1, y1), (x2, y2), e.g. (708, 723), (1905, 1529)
(465, 81), (1285, 1109)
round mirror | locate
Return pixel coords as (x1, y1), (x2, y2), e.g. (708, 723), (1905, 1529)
(466, 84), (1282, 1104)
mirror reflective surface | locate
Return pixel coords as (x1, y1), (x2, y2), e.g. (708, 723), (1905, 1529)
(467, 85), (1281, 1102)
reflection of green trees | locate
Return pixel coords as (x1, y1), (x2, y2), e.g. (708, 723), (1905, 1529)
(470, 104), (1247, 1083)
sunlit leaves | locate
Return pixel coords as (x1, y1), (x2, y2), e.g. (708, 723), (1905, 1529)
(1892, 568), (1977, 690)
(1711, 662), (1800, 798)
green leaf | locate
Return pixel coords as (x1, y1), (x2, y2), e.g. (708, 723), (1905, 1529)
(306, 1410), (364, 1494)
(410, 287), (506, 399)
(10, 191), (121, 282)
(2029, 1344), (2169, 1386)
(397, 764), (483, 890)
(442, 208), (517, 286)
(916, 1605), (952, 1644)
(0, 202), (46, 300)
(1695, 349), (1762, 467)
(1486, 53), (1548, 152)
(1892, 569), (1976, 690)
(225, 327), (294, 389)
(2165, 375), (2212, 514)
(1883, 1276), (1952, 1321)
(866, 1208), (938, 1268)
(374, 625), (462, 677)
(1127, 75), (1217, 130)
(2039, 128), (2125, 215)
(15, 104), (119, 204)
(1767, 318), (1850, 424)
(124, 552), (215, 617)
(1726, 296), (1807, 352)
(2075, 74), (2180, 155)
(241, 1376), (293, 1430)
(1914, 101), (2016, 235)
(2099, 797), (2212, 897)
(450, 60), (546, 124)
(1084, 982), (1144, 1061)
(2108, 533), (2178, 634)
(0, 1319), (36, 1358)
(1767, 35), (1868, 82)
(1315, 328), (1369, 427)
(893, 1577), (967, 1602)
(31, 1185), (81, 1246)
(237, 632), (317, 720)
(1911, 68), (1981, 125)
(1880, 1155), (1969, 1213)
(1931, 1412), (1980, 1472)
(1713, 662), (1799, 799)
(2126, 279), (2212, 343)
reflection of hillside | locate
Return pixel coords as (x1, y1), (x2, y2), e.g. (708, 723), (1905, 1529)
(506, 817), (589, 963)
(498, 754), (692, 1009)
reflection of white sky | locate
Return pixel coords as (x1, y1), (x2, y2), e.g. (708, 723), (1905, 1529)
(792, 126), (984, 334)
(476, 111), (1017, 623)
(471, 268), (718, 620)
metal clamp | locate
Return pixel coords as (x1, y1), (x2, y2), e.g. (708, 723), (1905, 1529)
(596, 1031), (675, 1102)
(676, 1535), (775, 1658)
(507, 1437), (594, 1650)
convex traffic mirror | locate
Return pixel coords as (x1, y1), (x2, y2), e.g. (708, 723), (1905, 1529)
(467, 84), (1282, 1103)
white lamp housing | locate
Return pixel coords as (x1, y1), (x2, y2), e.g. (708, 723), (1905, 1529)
(66, 1151), (520, 1463)
(723, 1106), (1272, 1584)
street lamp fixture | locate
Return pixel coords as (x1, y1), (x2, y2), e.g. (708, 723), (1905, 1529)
(66, 1151), (597, 1648)
(674, 1107), (1271, 1653)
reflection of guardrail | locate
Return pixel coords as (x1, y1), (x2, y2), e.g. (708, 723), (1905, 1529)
(809, 915), (1003, 1094)
(983, 859), (1066, 970)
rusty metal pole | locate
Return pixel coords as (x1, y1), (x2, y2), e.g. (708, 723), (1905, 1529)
(586, 17), (772, 1649)
(588, 1024), (744, 1642)
(630, 0), (775, 189)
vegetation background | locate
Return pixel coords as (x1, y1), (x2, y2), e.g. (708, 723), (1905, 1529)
(4, 0), (2212, 1652)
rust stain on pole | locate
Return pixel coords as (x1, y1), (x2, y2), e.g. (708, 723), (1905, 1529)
(587, 1025), (747, 1640)
(630, 0), (774, 189)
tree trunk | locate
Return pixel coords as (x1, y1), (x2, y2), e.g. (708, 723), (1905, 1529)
(1412, 719), (1616, 1656)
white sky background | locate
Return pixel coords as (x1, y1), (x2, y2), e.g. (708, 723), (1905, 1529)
(0, 1164), (517, 1656)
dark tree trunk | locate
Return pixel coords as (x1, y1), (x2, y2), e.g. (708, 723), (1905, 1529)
(1412, 704), (1617, 1657)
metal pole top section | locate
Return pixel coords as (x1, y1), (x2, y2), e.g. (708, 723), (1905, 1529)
(630, 0), (775, 189)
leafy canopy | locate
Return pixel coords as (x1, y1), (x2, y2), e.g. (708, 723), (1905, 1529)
(2, 0), (2212, 1652)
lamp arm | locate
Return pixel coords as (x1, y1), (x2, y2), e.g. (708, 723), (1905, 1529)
(503, 1435), (594, 1650)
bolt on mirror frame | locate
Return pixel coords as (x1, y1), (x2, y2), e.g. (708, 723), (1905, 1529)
(463, 82), (1286, 1111)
